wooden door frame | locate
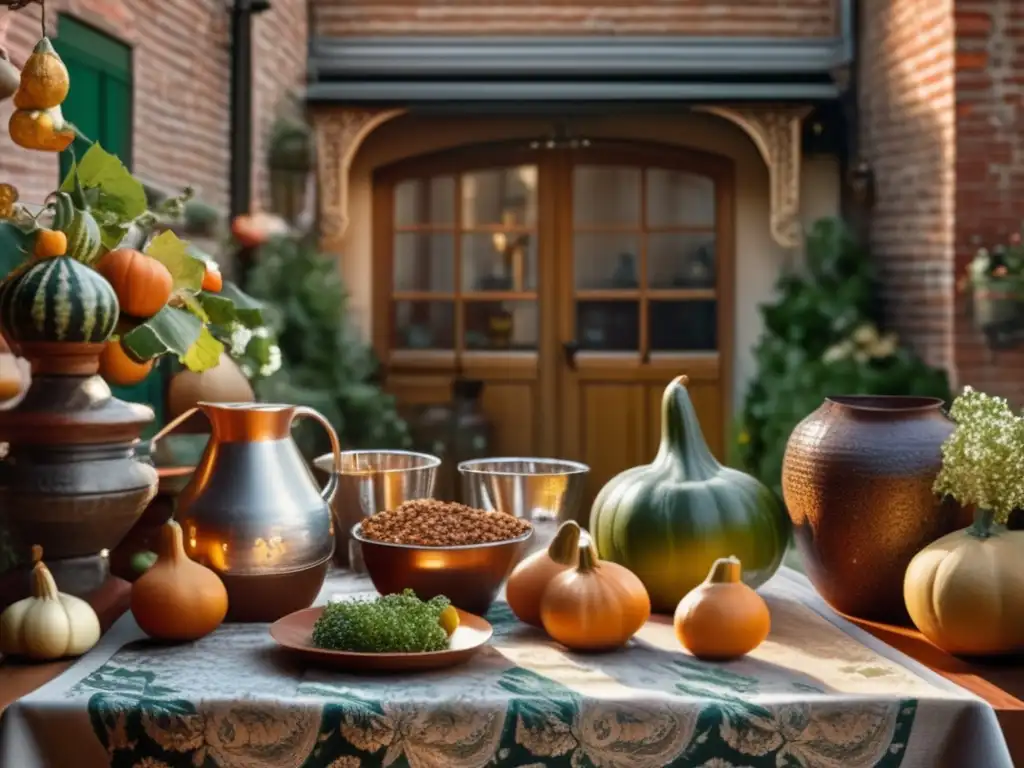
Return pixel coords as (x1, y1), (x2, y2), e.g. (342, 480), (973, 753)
(372, 138), (736, 456)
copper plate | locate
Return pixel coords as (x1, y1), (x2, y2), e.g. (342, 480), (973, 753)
(269, 605), (493, 672)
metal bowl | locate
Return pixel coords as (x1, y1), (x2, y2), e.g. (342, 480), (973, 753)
(458, 457), (590, 523)
(313, 449), (441, 570)
(352, 523), (534, 615)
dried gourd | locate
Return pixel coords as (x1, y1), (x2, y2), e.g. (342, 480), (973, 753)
(0, 50), (20, 103)
(14, 38), (69, 111)
(0, 183), (18, 220)
(9, 107), (75, 152)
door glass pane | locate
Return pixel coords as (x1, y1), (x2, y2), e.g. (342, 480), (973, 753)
(573, 166), (641, 226)
(464, 300), (538, 351)
(574, 233), (640, 290)
(647, 233), (716, 289)
(462, 233), (537, 292)
(395, 177), (456, 226)
(648, 300), (717, 351)
(462, 167), (537, 227)
(576, 301), (639, 351)
(394, 233), (454, 292)
(393, 301), (455, 350)
(646, 169), (715, 227)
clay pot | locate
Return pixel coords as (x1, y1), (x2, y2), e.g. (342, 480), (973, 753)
(782, 396), (969, 623)
(166, 353), (253, 433)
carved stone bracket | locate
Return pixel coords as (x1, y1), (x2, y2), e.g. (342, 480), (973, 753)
(696, 105), (811, 249)
(313, 107), (406, 251)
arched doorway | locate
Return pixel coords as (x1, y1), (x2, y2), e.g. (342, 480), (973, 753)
(373, 140), (735, 511)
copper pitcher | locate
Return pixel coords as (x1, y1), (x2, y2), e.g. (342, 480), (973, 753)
(152, 402), (342, 622)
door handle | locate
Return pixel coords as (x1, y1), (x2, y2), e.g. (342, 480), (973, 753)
(562, 340), (580, 370)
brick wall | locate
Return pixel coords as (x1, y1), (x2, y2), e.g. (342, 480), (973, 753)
(857, 0), (957, 372)
(312, 0), (837, 37)
(952, 0), (1024, 401)
(0, 0), (306, 215)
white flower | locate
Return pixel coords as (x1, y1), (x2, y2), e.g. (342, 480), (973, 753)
(252, 327), (270, 339)
(822, 340), (853, 364)
(258, 345), (282, 378)
(229, 323), (252, 357)
(852, 323), (879, 346)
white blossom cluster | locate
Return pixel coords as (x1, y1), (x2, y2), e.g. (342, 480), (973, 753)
(227, 322), (282, 380)
(933, 386), (1024, 522)
(822, 323), (899, 364)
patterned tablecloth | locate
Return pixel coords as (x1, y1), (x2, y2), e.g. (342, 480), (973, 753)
(0, 568), (1012, 768)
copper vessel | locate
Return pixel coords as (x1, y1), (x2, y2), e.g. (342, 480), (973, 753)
(782, 396), (968, 623)
(153, 402), (342, 622)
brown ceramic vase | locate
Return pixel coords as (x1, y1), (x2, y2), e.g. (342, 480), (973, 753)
(782, 395), (968, 624)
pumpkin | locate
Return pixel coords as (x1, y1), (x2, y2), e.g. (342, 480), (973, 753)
(53, 191), (103, 266)
(590, 375), (790, 612)
(130, 519), (228, 641)
(673, 556), (770, 661)
(231, 212), (287, 248)
(13, 38), (69, 110)
(0, 254), (118, 344)
(904, 508), (1024, 656)
(0, 546), (101, 661)
(507, 520), (581, 627)
(32, 228), (67, 260)
(539, 540), (650, 652)
(99, 339), (154, 386)
(96, 248), (174, 319)
(201, 262), (223, 293)
(0, 50), (19, 104)
(9, 106), (75, 152)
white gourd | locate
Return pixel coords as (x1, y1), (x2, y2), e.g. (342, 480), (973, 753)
(0, 546), (100, 661)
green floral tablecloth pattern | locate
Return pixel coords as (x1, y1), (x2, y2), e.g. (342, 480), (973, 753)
(0, 570), (1013, 768)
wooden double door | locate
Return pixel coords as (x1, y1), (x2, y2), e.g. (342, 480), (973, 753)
(374, 140), (734, 512)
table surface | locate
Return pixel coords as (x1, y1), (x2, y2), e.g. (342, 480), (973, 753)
(1, 575), (1022, 765)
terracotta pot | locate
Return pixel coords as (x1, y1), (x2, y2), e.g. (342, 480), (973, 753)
(782, 395), (969, 623)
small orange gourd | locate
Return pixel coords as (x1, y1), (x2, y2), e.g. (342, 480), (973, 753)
(507, 520), (581, 627)
(9, 106), (75, 152)
(99, 339), (154, 386)
(32, 228), (67, 260)
(201, 262), (223, 292)
(130, 519), (228, 641)
(14, 38), (69, 110)
(539, 540), (651, 652)
(96, 248), (174, 319)
(673, 556), (770, 661)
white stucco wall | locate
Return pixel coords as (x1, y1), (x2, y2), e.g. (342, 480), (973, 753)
(338, 111), (841, 413)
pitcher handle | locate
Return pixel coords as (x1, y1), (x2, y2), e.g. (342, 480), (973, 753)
(150, 407), (206, 446)
(292, 405), (342, 503)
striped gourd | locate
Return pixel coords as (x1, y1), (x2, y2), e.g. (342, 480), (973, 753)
(53, 192), (102, 266)
(0, 255), (118, 343)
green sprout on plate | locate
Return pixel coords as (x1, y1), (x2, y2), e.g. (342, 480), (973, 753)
(311, 589), (452, 653)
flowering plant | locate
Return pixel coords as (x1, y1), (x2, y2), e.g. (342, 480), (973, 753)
(962, 231), (1024, 295)
(933, 386), (1024, 524)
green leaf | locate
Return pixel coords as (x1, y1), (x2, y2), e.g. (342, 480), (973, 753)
(197, 292), (239, 326)
(0, 222), (30, 279)
(181, 326), (224, 372)
(60, 144), (148, 223)
(121, 305), (203, 362)
(145, 230), (204, 293)
(218, 280), (266, 327)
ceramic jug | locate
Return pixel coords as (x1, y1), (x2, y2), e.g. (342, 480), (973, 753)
(152, 402), (342, 622)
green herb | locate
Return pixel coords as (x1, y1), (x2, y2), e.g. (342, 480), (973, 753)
(933, 386), (1024, 522)
(311, 589), (451, 653)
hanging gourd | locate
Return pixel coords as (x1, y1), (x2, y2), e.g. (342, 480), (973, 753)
(539, 540), (650, 652)
(590, 375), (790, 612)
(8, 106), (75, 152)
(506, 520), (581, 627)
(130, 519), (228, 641)
(13, 37), (69, 110)
(0, 546), (101, 660)
(0, 50), (19, 104)
(673, 556), (771, 661)
(95, 247), (174, 319)
(904, 509), (1024, 656)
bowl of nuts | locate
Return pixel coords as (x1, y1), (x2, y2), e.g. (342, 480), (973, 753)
(352, 499), (534, 615)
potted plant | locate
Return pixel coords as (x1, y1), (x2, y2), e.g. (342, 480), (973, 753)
(962, 231), (1024, 344)
(904, 387), (1024, 655)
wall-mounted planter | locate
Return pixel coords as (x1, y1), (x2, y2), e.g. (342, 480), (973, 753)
(971, 279), (1024, 349)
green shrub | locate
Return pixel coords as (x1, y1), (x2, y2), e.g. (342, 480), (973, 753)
(736, 218), (952, 498)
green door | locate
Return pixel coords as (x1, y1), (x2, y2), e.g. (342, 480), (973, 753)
(54, 17), (165, 436)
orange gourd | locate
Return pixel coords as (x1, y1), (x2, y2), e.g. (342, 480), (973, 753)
(539, 540), (650, 652)
(507, 520), (581, 627)
(130, 519), (228, 641)
(673, 556), (770, 661)
(32, 228), (67, 260)
(14, 38), (69, 111)
(9, 106), (75, 152)
(99, 340), (154, 386)
(201, 262), (223, 292)
(96, 248), (173, 319)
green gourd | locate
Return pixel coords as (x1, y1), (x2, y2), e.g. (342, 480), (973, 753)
(53, 192), (103, 266)
(589, 375), (790, 613)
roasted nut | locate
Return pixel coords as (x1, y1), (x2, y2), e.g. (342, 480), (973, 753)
(360, 499), (532, 547)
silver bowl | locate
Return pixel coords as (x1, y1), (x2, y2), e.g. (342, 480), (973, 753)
(314, 449), (441, 570)
(457, 457), (590, 525)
